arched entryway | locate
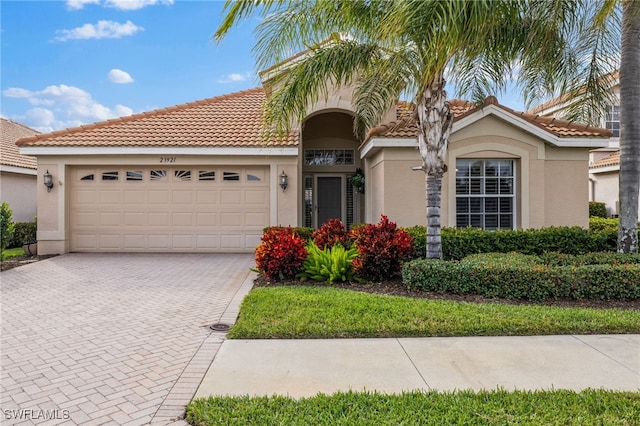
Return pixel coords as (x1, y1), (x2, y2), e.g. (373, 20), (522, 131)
(300, 111), (364, 229)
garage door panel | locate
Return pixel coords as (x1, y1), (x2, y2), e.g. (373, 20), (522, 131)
(221, 234), (242, 249)
(221, 190), (242, 204)
(245, 190), (267, 204)
(148, 212), (170, 226)
(70, 166), (269, 252)
(220, 212), (242, 227)
(99, 190), (122, 204)
(245, 212), (267, 227)
(123, 234), (147, 249)
(196, 234), (219, 248)
(148, 235), (170, 248)
(100, 212), (121, 226)
(148, 190), (169, 203)
(197, 190), (218, 204)
(123, 212), (146, 226)
(75, 190), (97, 204)
(196, 212), (217, 226)
(172, 212), (193, 226)
(101, 234), (124, 249)
(124, 190), (146, 204)
(172, 190), (193, 204)
(75, 212), (98, 227)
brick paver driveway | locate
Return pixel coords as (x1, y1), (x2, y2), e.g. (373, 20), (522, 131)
(1, 253), (255, 425)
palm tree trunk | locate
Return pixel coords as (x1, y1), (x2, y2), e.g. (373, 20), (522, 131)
(618, 0), (640, 253)
(416, 75), (453, 259)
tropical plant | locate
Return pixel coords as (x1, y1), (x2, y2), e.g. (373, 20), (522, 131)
(311, 218), (350, 250)
(215, 0), (628, 258)
(298, 241), (359, 283)
(0, 202), (15, 253)
(349, 215), (413, 281)
(254, 226), (308, 281)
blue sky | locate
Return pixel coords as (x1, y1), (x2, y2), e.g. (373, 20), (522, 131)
(1, 0), (260, 132)
(2, 0), (526, 134)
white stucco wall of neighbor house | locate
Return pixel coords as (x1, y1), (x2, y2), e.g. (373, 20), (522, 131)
(0, 170), (38, 222)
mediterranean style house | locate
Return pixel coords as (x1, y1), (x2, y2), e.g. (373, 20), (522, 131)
(529, 71), (631, 217)
(16, 72), (610, 255)
(1, 118), (39, 222)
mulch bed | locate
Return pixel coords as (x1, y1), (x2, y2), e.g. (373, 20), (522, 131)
(254, 275), (640, 310)
(1, 254), (58, 272)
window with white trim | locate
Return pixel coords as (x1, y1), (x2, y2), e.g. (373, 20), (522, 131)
(605, 104), (620, 137)
(456, 159), (515, 230)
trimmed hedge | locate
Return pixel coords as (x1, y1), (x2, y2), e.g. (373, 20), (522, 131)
(9, 221), (37, 248)
(402, 252), (640, 302)
(403, 226), (617, 260)
(589, 201), (608, 218)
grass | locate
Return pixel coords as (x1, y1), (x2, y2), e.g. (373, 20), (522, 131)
(0, 247), (25, 261)
(186, 389), (640, 425)
(228, 286), (640, 339)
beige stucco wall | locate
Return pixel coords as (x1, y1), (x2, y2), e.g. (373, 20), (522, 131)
(0, 171), (37, 222)
(34, 154), (299, 255)
(364, 114), (593, 229)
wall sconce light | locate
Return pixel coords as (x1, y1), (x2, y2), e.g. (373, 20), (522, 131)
(43, 170), (54, 192)
(279, 171), (288, 192)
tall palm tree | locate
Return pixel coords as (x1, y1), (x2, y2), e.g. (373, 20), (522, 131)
(215, 0), (620, 258)
(618, 0), (639, 253)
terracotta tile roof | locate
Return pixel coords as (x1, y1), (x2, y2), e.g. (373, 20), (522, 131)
(368, 96), (611, 139)
(590, 150), (620, 169)
(1, 118), (38, 169)
(16, 88), (299, 148)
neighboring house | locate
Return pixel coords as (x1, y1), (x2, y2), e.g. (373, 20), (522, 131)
(1, 118), (39, 222)
(17, 77), (609, 255)
(528, 71), (632, 217)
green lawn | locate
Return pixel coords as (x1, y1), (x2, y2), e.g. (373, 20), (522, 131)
(187, 389), (640, 425)
(228, 286), (640, 339)
(1, 247), (24, 261)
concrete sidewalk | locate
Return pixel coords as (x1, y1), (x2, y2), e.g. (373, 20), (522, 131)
(195, 334), (640, 398)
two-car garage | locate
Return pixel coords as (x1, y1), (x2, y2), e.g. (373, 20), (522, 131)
(68, 165), (270, 252)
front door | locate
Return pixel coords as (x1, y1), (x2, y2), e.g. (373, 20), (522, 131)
(316, 176), (342, 226)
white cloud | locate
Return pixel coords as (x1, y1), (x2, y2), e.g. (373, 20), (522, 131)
(108, 69), (134, 84)
(66, 0), (100, 10)
(54, 20), (143, 42)
(66, 0), (172, 10)
(217, 72), (252, 84)
(3, 84), (134, 132)
(104, 0), (174, 10)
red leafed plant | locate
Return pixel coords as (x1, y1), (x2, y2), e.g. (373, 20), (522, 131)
(349, 215), (413, 281)
(255, 227), (307, 281)
(312, 218), (350, 250)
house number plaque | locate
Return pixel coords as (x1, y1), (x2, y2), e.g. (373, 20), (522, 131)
(160, 157), (176, 163)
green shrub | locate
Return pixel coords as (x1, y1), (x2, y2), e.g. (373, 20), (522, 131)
(403, 225), (427, 259)
(402, 252), (640, 302)
(441, 226), (617, 260)
(0, 202), (15, 252)
(349, 215), (413, 281)
(9, 220), (37, 248)
(589, 201), (608, 218)
(255, 227), (308, 281)
(298, 241), (359, 284)
(589, 217), (619, 232)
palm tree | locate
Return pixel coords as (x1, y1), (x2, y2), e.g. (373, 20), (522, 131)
(215, 0), (621, 258)
(618, 0), (639, 253)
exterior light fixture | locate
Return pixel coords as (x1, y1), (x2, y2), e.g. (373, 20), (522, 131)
(43, 170), (54, 192)
(279, 171), (288, 192)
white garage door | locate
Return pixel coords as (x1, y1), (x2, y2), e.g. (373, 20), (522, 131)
(69, 166), (269, 252)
